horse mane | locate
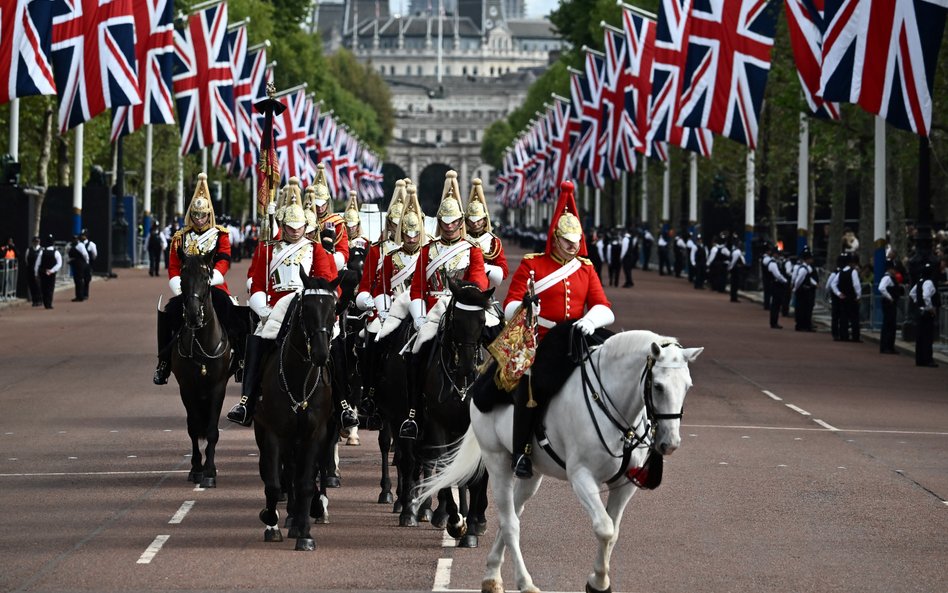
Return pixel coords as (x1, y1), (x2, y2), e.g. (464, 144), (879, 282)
(451, 280), (492, 308)
(181, 253), (211, 277)
(598, 330), (679, 364)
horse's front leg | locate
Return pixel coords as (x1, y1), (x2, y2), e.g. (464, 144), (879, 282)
(377, 422), (394, 504)
(292, 440), (320, 551)
(200, 381), (227, 488)
(183, 401), (204, 485)
(568, 467), (622, 593)
(588, 484), (638, 593)
(254, 427), (283, 543)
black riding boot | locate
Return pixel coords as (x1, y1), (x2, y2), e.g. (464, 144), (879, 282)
(153, 308), (172, 385)
(229, 328), (245, 383)
(227, 335), (267, 426)
(399, 355), (420, 439)
(511, 379), (538, 479)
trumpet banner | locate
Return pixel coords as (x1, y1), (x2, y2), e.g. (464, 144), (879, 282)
(485, 305), (537, 393)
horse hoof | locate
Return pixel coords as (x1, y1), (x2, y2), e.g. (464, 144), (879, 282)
(585, 583), (611, 593)
(263, 528), (283, 543)
(399, 513), (418, 527)
(458, 534), (478, 548)
(421, 508), (434, 524)
(446, 518), (467, 539)
(481, 579), (504, 593)
(188, 470), (203, 484)
(378, 492), (394, 504)
(325, 476), (341, 488)
(474, 520), (488, 536)
(314, 515), (329, 525)
(392, 501), (403, 514)
(294, 537), (316, 551)
(346, 436), (360, 446)
(200, 476), (216, 488)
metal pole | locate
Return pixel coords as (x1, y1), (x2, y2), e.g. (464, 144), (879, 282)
(143, 125), (153, 237)
(872, 116), (886, 330)
(9, 98), (19, 160)
(745, 149), (755, 263)
(796, 113), (808, 255)
(73, 124), (83, 235)
(176, 152), (184, 222)
(640, 158), (648, 224)
(437, 0), (443, 84)
(688, 152), (697, 233)
(662, 158), (670, 229)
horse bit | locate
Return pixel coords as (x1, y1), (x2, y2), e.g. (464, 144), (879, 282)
(280, 289), (333, 413)
(178, 268), (228, 376)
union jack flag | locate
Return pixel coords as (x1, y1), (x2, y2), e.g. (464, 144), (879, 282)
(210, 23), (248, 172)
(648, 0), (713, 156)
(306, 99), (320, 181)
(601, 26), (640, 177)
(0, 0), (56, 104)
(110, 0), (174, 141)
(233, 43), (269, 178)
(677, 0), (778, 149)
(274, 89), (311, 183)
(784, 0), (840, 119)
(173, 3), (236, 155)
(548, 95), (578, 190)
(820, 0), (947, 136)
(622, 6), (668, 160)
(51, 0), (141, 134)
(569, 53), (606, 189)
(359, 150), (384, 201)
(316, 112), (338, 196)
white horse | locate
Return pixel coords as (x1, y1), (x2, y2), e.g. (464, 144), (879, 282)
(417, 330), (702, 593)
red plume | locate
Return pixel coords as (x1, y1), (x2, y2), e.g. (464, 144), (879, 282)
(544, 181), (588, 257)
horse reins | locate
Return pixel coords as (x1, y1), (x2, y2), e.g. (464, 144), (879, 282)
(436, 295), (485, 401)
(177, 266), (228, 373)
(279, 289), (334, 413)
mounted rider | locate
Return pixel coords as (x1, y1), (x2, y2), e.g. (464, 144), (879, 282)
(356, 179), (406, 323)
(225, 178), (338, 426)
(403, 171), (488, 439)
(309, 163), (349, 272)
(465, 178), (508, 289)
(502, 181), (614, 478)
(343, 190), (370, 253)
(154, 173), (246, 386)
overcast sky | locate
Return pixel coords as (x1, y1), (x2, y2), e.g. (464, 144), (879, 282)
(387, 0), (560, 18)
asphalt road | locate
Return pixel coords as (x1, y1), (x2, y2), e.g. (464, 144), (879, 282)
(0, 247), (945, 593)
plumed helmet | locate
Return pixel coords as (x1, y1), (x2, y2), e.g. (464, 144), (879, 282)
(387, 180), (407, 226)
(555, 212), (583, 243)
(436, 170), (463, 225)
(309, 163), (332, 207)
(544, 181), (587, 257)
(304, 209), (318, 234)
(184, 172), (216, 229)
(277, 177), (307, 230)
(396, 185), (427, 245)
(465, 178), (491, 232)
(343, 190), (361, 228)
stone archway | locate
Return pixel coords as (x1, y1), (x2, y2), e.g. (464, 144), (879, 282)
(418, 163), (453, 215)
(381, 162), (408, 208)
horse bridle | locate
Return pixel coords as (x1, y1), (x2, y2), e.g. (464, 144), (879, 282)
(437, 296), (485, 401)
(279, 288), (335, 413)
(177, 264), (228, 368)
(182, 264), (212, 330)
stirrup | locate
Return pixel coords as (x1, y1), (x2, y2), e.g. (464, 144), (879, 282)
(398, 419), (418, 440)
(512, 453), (533, 479)
(340, 408), (359, 429)
(153, 362), (169, 386)
(226, 401), (253, 427)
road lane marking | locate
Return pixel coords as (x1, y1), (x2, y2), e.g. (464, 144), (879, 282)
(0, 469), (191, 478)
(762, 390), (782, 401)
(137, 535), (170, 564)
(442, 530), (455, 548)
(785, 404), (811, 416)
(168, 501), (195, 524)
(685, 424), (948, 435)
(813, 419), (839, 431)
(433, 558), (452, 591)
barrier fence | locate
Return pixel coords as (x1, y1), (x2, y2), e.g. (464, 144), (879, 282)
(0, 259), (17, 300)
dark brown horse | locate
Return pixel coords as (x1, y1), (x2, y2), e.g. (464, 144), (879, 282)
(253, 273), (340, 551)
(170, 253), (233, 488)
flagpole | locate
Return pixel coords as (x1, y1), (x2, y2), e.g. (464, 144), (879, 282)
(872, 116), (886, 330)
(73, 124), (83, 236)
(688, 152), (697, 234)
(201, 147), (208, 174)
(143, 125), (153, 237)
(640, 157), (648, 224)
(176, 152), (184, 222)
(621, 171), (628, 226)
(8, 99), (19, 160)
(745, 149), (755, 264)
(662, 157), (670, 228)
(796, 113), (808, 255)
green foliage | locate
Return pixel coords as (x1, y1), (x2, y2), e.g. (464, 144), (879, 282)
(481, 120), (514, 170)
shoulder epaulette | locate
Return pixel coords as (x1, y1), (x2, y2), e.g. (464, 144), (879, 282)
(465, 236), (479, 246)
(523, 253), (542, 260)
(214, 224), (227, 232)
(578, 256), (592, 265)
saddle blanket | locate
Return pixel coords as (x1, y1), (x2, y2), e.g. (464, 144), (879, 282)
(375, 291), (499, 354)
(254, 292), (341, 341)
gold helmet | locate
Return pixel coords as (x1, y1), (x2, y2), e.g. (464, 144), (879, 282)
(343, 190), (361, 228)
(465, 178), (491, 233)
(436, 170), (464, 230)
(395, 184), (426, 245)
(387, 179), (407, 226)
(310, 163), (332, 207)
(304, 209), (318, 234)
(184, 172), (216, 230)
(277, 177), (307, 230)
(555, 212), (582, 243)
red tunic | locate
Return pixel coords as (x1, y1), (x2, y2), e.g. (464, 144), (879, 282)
(168, 225), (231, 294)
(378, 248), (421, 298)
(410, 237), (488, 309)
(249, 239), (336, 306)
(504, 253), (610, 340)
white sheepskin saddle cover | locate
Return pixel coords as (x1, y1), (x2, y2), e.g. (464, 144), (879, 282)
(256, 292), (341, 341)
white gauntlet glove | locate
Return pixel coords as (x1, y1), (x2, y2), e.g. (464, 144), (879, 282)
(355, 291), (375, 311)
(169, 276), (182, 296)
(210, 269), (224, 286)
(248, 291), (272, 319)
(409, 298), (427, 330)
(575, 304), (614, 336)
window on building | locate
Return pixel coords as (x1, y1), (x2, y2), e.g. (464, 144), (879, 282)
(452, 129), (459, 142)
(390, 65), (396, 75)
(463, 66), (468, 75)
(490, 66), (495, 76)
(417, 65), (422, 75)
(406, 65), (411, 75)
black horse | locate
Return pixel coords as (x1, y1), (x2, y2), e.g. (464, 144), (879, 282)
(170, 253), (233, 488)
(399, 279), (495, 540)
(253, 273), (340, 551)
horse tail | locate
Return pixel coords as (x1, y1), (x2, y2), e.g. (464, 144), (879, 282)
(414, 424), (484, 502)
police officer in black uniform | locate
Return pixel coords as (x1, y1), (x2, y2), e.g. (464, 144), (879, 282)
(24, 236), (42, 306)
(34, 234), (62, 309)
(909, 262), (940, 367)
(792, 249), (818, 331)
(877, 260), (902, 354)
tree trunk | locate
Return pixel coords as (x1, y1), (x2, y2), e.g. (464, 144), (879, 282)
(31, 98), (54, 238)
(857, 118), (874, 269)
(56, 132), (69, 187)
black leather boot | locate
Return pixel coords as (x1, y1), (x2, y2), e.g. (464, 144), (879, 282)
(153, 308), (172, 385)
(511, 380), (538, 479)
(227, 335), (266, 426)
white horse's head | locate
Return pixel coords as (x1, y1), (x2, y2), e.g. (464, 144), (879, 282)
(646, 341), (703, 456)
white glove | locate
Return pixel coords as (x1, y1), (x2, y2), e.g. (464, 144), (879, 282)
(409, 298), (427, 329)
(355, 291), (374, 311)
(246, 277), (253, 294)
(267, 201), (277, 215)
(248, 291), (271, 319)
(484, 263), (504, 288)
(211, 269), (224, 286)
(333, 252), (346, 272)
(169, 276), (182, 296)
(373, 294), (390, 315)
(413, 315), (427, 330)
(574, 317), (595, 336)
